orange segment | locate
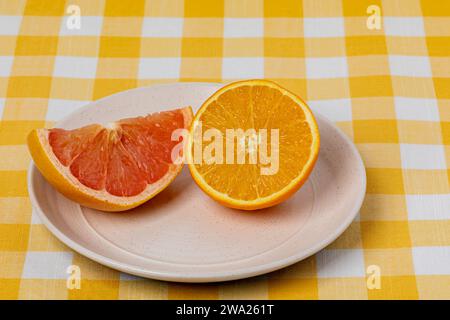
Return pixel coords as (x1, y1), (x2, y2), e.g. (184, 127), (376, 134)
(28, 107), (193, 212)
(187, 80), (320, 210)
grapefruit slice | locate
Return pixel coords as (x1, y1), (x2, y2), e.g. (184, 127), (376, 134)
(28, 107), (193, 212)
(187, 80), (320, 210)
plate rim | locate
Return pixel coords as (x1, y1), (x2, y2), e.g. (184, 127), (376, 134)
(27, 82), (367, 283)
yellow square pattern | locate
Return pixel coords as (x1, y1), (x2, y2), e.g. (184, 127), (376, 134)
(361, 221), (412, 249)
(104, 0), (145, 17)
(264, 0), (303, 17)
(264, 38), (305, 57)
(181, 38), (223, 57)
(184, 0), (224, 17)
(367, 276), (418, 300)
(15, 36), (59, 56)
(99, 36), (141, 58)
(0, 0), (449, 300)
(23, 0), (65, 16)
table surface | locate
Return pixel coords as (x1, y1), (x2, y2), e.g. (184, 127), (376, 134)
(0, 0), (449, 300)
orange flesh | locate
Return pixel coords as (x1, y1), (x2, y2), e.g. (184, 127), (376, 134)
(48, 110), (185, 197)
(193, 84), (314, 201)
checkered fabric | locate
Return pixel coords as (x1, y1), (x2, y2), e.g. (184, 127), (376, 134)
(0, 0), (449, 300)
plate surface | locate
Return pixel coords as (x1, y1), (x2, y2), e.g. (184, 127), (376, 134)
(28, 83), (366, 283)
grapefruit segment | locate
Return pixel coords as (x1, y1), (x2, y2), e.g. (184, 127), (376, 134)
(48, 124), (104, 166)
(69, 128), (109, 191)
(28, 107), (193, 211)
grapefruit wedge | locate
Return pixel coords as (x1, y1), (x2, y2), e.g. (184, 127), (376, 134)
(28, 107), (193, 212)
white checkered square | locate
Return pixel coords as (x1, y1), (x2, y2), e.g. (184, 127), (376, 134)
(224, 18), (263, 38)
(60, 16), (103, 36)
(31, 209), (43, 225)
(0, 56), (13, 77)
(22, 252), (74, 279)
(53, 56), (98, 78)
(400, 144), (446, 170)
(384, 17), (425, 36)
(47, 99), (87, 121)
(317, 249), (366, 278)
(308, 98), (352, 122)
(306, 57), (348, 79)
(304, 18), (345, 38)
(407, 194), (450, 220)
(389, 55), (432, 77)
(0, 16), (22, 35)
(394, 97), (440, 122)
(142, 18), (183, 37)
(0, 98), (4, 118)
(413, 247), (450, 275)
(222, 58), (264, 79)
(138, 58), (181, 79)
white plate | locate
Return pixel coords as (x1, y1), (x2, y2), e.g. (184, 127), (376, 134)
(28, 83), (366, 283)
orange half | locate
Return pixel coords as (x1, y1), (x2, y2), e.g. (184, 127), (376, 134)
(187, 80), (320, 210)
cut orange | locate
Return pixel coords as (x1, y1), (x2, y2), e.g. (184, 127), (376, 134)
(187, 80), (320, 210)
(28, 107), (193, 212)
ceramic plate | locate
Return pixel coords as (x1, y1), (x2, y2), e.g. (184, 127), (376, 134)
(28, 83), (366, 283)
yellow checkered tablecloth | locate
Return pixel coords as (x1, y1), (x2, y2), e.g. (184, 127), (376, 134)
(0, 0), (449, 300)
